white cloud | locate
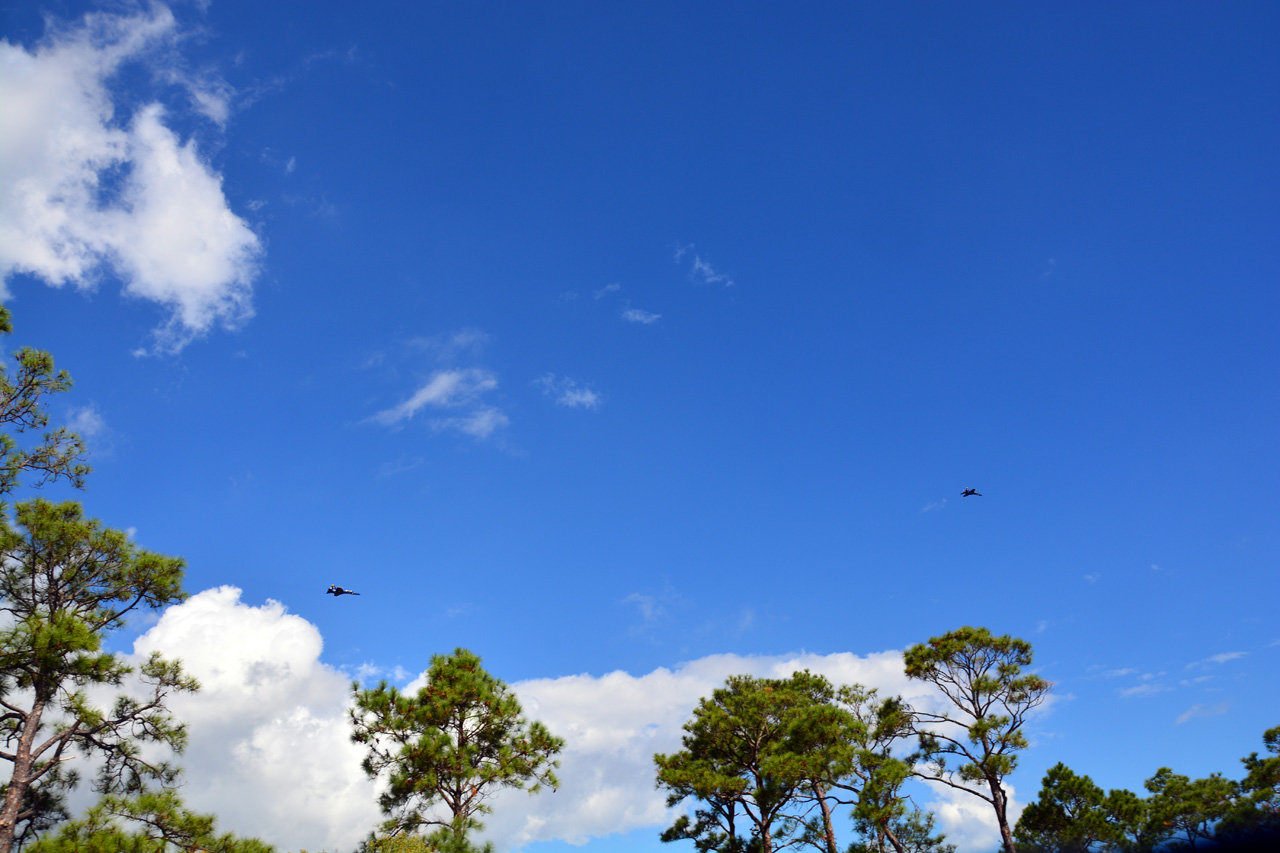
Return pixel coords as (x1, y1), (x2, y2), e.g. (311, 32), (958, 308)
(672, 243), (734, 287)
(535, 373), (601, 410)
(376, 456), (425, 478)
(127, 587), (379, 852)
(621, 307), (661, 324)
(406, 328), (490, 361)
(1118, 682), (1169, 698)
(0, 6), (260, 352)
(1206, 651), (1246, 665)
(432, 405), (509, 439)
(477, 649), (946, 850)
(66, 404), (105, 437)
(1083, 573), (1101, 583)
(1187, 651), (1247, 670)
(921, 778), (1019, 853)
(921, 498), (947, 513)
(1176, 702), (1229, 725)
(690, 255), (734, 287)
(120, 592), (1015, 853)
(371, 368), (499, 428)
(623, 593), (662, 622)
(593, 282), (621, 300)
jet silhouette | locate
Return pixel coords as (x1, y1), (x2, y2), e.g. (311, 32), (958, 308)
(961, 488), (982, 497)
(326, 585), (361, 597)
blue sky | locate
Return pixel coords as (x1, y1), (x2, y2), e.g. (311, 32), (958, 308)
(1, 2), (1277, 851)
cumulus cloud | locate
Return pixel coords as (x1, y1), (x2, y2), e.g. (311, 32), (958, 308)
(535, 373), (601, 410)
(120, 590), (1016, 853)
(475, 649), (943, 850)
(0, 5), (261, 352)
(127, 587), (379, 852)
(921, 778), (1021, 853)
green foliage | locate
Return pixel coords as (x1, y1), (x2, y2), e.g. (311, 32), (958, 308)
(25, 789), (274, 853)
(1218, 725), (1280, 839)
(351, 834), (488, 853)
(1012, 762), (1152, 853)
(833, 687), (919, 853)
(904, 627), (1052, 853)
(1143, 766), (1236, 850)
(0, 305), (89, 505)
(0, 499), (194, 851)
(655, 671), (869, 853)
(846, 808), (954, 853)
(349, 648), (563, 850)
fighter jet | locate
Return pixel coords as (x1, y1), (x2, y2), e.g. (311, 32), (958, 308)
(326, 585), (361, 597)
(961, 488), (982, 497)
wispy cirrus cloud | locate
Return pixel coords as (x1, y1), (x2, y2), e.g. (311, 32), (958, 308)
(535, 374), (601, 410)
(405, 328), (490, 361)
(1118, 682), (1170, 699)
(365, 329), (508, 442)
(370, 369), (496, 425)
(370, 368), (506, 441)
(593, 282), (621, 300)
(0, 4), (261, 353)
(1176, 702), (1229, 725)
(673, 242), (734, 287)
(621, 306), (661, 324)
(431, 406), (509, 440)
(1186, 651), (1246, 670)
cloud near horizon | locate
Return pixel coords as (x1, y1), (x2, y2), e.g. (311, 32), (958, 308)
(0, 5), (261, 352)
(119, 587), (1019, 853)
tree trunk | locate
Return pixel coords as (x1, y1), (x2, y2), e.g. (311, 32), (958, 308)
(988, 775), (1015, 853)
(0, 695), (46, 853)
(813, 783), (838, 853)
(882, 821), (907, 853)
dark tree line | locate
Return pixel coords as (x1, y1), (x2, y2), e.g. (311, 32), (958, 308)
(1013, 726), (1279, 852)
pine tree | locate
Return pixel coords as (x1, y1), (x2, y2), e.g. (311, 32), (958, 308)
(350, 648), (563, 852)
(0, 500), (194, 852)
(903, 627), (1052, 853)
